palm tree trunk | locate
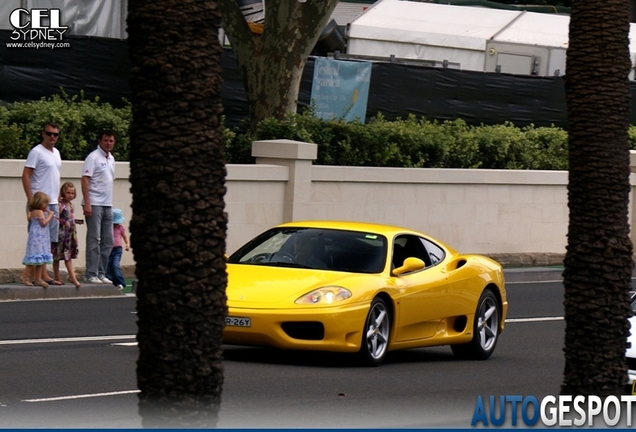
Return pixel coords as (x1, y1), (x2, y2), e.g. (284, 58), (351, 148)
(127, 0), (227, 426)
(562, 0), (633, 396)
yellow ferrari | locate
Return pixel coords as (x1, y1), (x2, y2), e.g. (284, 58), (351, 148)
(224, 220), (507, 366)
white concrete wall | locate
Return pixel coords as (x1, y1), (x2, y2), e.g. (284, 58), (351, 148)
(225, 164), (288, 254)
(1, 141), (635, 271)
(309, 166), (570, 254)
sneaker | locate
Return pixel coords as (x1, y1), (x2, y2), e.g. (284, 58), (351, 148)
(116, 285), (124, 290)
(87, 276), (102, 284)
(99, 276), (112, 284)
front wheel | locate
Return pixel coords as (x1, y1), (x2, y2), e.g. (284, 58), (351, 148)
(359, 297), (391, 366)
(451, 289), (500, 360)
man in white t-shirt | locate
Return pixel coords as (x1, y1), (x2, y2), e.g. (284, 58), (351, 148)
(20, 123), (62, 285)
(81, 130), (116, 284)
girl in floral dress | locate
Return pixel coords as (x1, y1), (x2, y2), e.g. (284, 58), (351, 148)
(53, 182), (82, 288)
(22, 192), (55, 288)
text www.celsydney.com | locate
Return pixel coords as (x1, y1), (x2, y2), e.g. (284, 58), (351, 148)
(6, 41), (70, 49)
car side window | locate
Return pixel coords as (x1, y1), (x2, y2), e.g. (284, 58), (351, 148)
(393, 235), (431, 268)
(420, 237), (445, 265)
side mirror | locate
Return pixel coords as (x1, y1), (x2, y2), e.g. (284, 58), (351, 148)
(392, 257), (425, 276)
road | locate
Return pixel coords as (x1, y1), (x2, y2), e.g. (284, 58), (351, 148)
(0, 279), (569, 428)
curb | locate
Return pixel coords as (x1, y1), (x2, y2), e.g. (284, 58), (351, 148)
(486, 253), (565, 268)
(503, 267), (563, 283)
(0, 266), (136, 301)
(0, 265), (136, 284)
(0, 283), (126, 301)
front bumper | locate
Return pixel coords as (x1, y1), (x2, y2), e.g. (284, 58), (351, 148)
(223, 302), (369, 353)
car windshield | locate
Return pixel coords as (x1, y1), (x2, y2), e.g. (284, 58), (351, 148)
(228, 227), (388, 273)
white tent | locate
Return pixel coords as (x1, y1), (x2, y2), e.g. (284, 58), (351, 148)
(346, 0), (636, 77)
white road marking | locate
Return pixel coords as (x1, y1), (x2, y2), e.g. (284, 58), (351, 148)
(506, 316), (563, 323)
(23, 390), (140, 403)
(0, 335), (135, 345)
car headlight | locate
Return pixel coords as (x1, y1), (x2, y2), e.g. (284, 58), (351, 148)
(295, 286), (352, 305)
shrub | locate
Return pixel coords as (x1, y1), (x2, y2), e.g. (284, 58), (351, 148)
(0, 90), (585, 170)
(520, 125), (568, 170)
(224, 112), (571, 170)
(0, 91), (130, 161)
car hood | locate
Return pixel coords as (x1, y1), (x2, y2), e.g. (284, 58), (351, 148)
(226, 263), (373, 307)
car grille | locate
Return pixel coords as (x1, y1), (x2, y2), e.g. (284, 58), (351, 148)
(281, 322), (325, 340)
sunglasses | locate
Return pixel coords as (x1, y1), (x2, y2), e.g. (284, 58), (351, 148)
(44, 131), (59, 137)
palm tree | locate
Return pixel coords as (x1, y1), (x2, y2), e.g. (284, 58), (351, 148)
(127, 0), (227, 426)
(562, 0), (633, 395)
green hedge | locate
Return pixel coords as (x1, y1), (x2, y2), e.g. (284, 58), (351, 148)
(0, 92), (633, 170)
(0, 91), (130, 161)
(232, 112), (571, 169)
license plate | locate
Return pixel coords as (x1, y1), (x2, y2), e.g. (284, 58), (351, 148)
(225, 316), (251, 327)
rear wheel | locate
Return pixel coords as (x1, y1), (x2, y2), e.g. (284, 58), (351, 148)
(359, 297), (391, 366)
(451, 289), (500, 360)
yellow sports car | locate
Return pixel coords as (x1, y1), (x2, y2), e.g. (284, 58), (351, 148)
(224, 220), (507, 366)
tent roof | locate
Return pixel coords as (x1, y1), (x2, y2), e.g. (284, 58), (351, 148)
(494, 11), (569, 49)
(347, 0), (570, 51)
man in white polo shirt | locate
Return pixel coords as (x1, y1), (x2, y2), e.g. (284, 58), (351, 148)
(20, 123), (62, 285)
(81, 130), (116, 284)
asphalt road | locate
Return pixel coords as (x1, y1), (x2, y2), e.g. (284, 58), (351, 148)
(0, 279), (574, 428)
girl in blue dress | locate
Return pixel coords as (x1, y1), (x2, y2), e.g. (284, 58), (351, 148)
(22, 192), (55, 288)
